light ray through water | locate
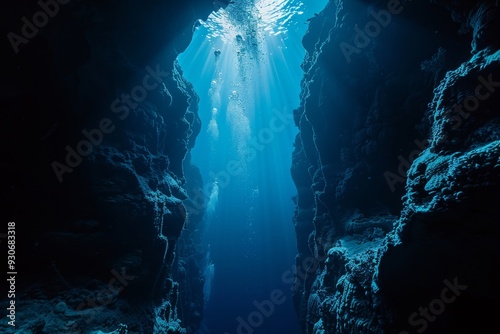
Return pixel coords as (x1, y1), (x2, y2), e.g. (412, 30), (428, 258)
(177, 0), (327, 332)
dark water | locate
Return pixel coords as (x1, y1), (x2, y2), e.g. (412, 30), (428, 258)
(177, 0), (327, 333)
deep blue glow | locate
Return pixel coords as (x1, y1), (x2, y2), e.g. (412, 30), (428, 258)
(177, 0), (327, 332)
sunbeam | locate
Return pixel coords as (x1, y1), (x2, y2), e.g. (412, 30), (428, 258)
(177, 0), (327, 332)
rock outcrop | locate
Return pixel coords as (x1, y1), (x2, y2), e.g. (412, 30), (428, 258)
(291, 0), (500, 333)
(1, 1), (224, 333)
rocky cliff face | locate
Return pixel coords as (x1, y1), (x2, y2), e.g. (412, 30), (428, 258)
(291, 0), (500, 333)
(1, 1), (224, 333)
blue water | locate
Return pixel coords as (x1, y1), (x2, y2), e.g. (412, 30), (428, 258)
(177, 1), (327, 332)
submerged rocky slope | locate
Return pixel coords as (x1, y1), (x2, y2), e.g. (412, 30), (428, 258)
(1, 0), (224, 333)
(291, 0), (500, 333)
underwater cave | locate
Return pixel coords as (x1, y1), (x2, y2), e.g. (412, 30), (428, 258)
(2, 0), (500, 333)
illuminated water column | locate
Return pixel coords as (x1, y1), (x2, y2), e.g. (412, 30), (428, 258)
(178, 0), (327, 332)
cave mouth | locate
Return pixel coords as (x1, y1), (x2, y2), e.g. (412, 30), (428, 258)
(177, 0), (327, 332)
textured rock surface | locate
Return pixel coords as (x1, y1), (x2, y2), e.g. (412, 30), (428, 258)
(0, 1), (222, 333)
(291, 0), (500, 333)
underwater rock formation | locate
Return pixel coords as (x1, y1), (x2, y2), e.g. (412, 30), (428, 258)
(1, 0), (223, 333)
(291, 0), (500, 333)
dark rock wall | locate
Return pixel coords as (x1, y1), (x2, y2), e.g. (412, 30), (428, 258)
(292, 0), (499, 333)
(1, 1), (223, 333)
